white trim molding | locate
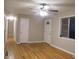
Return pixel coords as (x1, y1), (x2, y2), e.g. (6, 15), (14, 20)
(26, 41), (45, 43)
(16, 41), (45, 44)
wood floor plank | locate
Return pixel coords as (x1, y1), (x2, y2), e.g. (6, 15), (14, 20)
(6, 37), (74, 59)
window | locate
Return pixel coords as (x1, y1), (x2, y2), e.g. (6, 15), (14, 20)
(60, 16), (75, 39)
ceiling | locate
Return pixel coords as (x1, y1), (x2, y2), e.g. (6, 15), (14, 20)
(4, 0), (75, 15)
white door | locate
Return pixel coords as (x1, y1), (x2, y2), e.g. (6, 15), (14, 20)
(19, 18), (29, 43)
(44, 19), (52, 43)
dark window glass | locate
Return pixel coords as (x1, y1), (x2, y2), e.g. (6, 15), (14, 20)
(69, 17), (75, 39)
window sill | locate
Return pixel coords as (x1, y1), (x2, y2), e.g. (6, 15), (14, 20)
(59, 37), (75, 41)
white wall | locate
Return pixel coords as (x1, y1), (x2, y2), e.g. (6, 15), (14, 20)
(29, 16), (44, 42)
(51, 9), (75, 54)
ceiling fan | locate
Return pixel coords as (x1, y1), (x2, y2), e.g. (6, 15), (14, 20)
(32, 3), (58, 16)
(39, 3), (58, 12)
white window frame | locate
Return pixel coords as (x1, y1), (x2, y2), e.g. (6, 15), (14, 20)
(59, 15), (75, 40)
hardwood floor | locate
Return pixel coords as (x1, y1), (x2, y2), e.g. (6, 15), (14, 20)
(6, 37), (74, 59)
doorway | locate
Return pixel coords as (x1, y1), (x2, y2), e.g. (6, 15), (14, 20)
(4, 16), (16, 59)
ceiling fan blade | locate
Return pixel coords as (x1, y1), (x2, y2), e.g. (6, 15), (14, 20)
(48, 9), (58, 12)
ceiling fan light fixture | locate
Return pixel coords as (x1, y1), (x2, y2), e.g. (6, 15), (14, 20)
(44, 5), (49, 10)
(39, 10), (48, 16)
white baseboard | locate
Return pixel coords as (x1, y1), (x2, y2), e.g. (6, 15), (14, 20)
(26, 41), (45, 43)
(16, 41), (45, 44)
(48, 43), (75, 56)
(16, 42), (21, 44)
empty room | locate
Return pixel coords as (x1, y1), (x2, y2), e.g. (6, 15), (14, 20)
(4, 0), (75, 59)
